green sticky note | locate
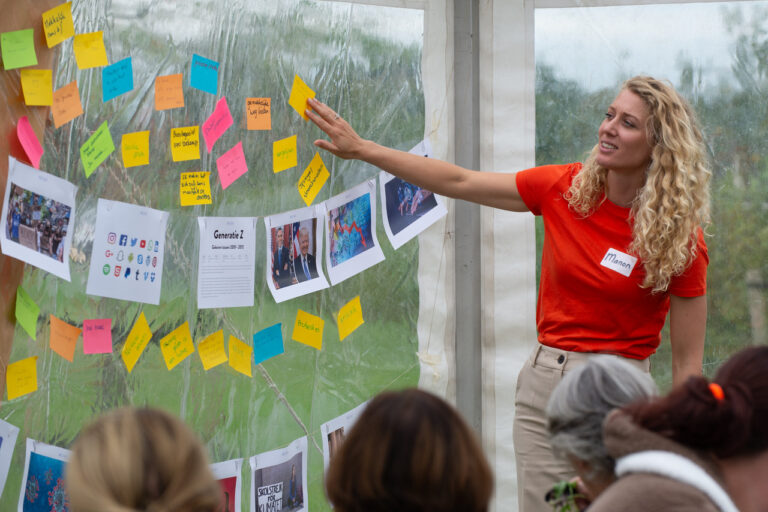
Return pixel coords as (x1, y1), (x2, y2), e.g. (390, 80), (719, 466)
(1, 29), (37, 70)
(15, 286), (39, 340)
(80, 121), (115, 177)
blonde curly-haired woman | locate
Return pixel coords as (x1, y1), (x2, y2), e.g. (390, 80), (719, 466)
(307, 75), (710, 512)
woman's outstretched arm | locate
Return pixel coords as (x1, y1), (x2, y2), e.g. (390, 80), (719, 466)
(306, 98), (529, 212)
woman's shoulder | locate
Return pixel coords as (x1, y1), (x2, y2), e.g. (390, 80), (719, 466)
(590, 472), (720, 512)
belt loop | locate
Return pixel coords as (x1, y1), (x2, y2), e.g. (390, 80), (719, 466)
(559, 351), (568, 376)
(532, 344), (543, 367)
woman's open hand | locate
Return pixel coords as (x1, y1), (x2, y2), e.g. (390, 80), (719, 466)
(306, 98), (367, 160)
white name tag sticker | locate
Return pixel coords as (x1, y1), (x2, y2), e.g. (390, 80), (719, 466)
(600, 248), (638, 277)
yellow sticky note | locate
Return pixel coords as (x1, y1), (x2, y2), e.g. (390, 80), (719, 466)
(121, 312), (153, 373)
(198, 330), (227, 371)
(42, 2), (75, 48)
(180, 171), (212, 206)
(73, 32), (108, 69)
(160, 321), (195, 370)
(20, 69), (53, 106)
(52, 80), (83, 128)
(292, 309), (324, 350)
(297, 152), (330, 206)
(155, 73), (184, 111)
(228, 336), (253, 377)
(337, 296), (364, 341)
(273, 135), (297, 173)
(170, 126), (200, 162)
(121, 131), (150, 168)
(288, 74), (315, 120)
(49, 314), (81, 362)
(247, 98), (271, 130)
(6, 356), (37, 400)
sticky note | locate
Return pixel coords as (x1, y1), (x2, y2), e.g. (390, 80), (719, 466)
(6, 356), (37, 400)
(288, 74), (315, 120)
(297, 152), (330, 206)
(216, 142), (247, 190)
(190, 54), (219, 95)
(102, 57), (134, 102)
(170, 126), (200, 162)
(83, 318), (112, 354)
(121, 312), (152, 373)
(17, 116), (43, 169)
(160, 321), (195, 370)
(15, 286), (39, 340)
(180, 171), (212, 206)
(52, 81), (83, 128)
(73, 32), (108, 69)
(155, 73), (184, 110)
(246, 98), (271, 130)
(202, 97), (233, 152)
(198, 330), (227, 371)
(253, 323), (284, 366)
(42, 2), (74, 48)
(20, 69), (53, 106)
(292, 310), (323, 350)
(228, 336), (253, 377)
(80, 121), (115, 177)
(1, 29), (37, 70)
(337, 296), (364, 340)
(121, 131), (150, 168)
(273, 135), (297, 173)
(49, 315), (81, 362)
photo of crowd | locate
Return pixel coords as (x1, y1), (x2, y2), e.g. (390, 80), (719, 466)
(4, 183), (71, 263)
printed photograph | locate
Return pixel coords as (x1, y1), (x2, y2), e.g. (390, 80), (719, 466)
(217, 475), (237, 512)
(270, 220), (319, 289)
(383, 178), (438, 235)
(5, 183), (72, 263)
(22, 452), (69, 512)
(326, 426), (345, 462)
(327, 194), (375, 267)
(253, 452), (304, 512)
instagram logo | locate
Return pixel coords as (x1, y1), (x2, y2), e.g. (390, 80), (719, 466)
(107, 232), (117, 244)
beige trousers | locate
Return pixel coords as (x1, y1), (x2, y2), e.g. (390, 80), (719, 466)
(512, 344), (650, 512)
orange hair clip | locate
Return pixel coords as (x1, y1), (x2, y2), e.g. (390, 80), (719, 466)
(709, 382), (725, 402)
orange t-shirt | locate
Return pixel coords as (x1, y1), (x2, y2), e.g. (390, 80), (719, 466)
(515, 163), (708, 359)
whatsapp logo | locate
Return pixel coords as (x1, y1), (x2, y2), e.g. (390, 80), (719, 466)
(102, 264), (111, 275)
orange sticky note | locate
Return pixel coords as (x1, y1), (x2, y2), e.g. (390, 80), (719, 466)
(170, 126), (200, 162)
(297, 152), (330, 206)
(292, 309), (324, 350)
(42, 2), (75, 48)
(273, 135), (296, 173)
(52, 81), (83, 128)
(6, 356), (37, 400)
(337, 296), (364, 341)
(121, 312), (152, 373)
(198, 330), (227, 371)
(155, 73), (184, 111)
(228, 335), (253, 377)
(288, 74), (315, 120)
(49, 314), (81, 362)
(246, 98), (271, 130)
(121, 131), (150, 168)
(73, 32), (108, 69)
(20, 69), (53, 106)
(160, 321), (195, 370)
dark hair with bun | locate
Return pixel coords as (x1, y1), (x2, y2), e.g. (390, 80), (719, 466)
(624, 346), (768, 458)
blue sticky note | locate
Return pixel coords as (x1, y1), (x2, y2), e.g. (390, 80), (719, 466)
(190, 54), (219, 95)
(253, 323), (284, 366)
(102, 57), (134, 102)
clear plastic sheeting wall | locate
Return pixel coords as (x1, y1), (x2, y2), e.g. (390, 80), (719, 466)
(536, 1), (768, 389)
(3, 1), (428, 510)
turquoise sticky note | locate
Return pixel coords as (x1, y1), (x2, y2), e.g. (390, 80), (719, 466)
(1, 29), (37, 70)
(253, 323), (284, 366)
(102, 57), (134, 102)
(190, 54), (219, 95)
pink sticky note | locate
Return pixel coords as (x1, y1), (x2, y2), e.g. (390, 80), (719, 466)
(17, 116), (43, 168)
(82, 318), (112, 354)
(202, 97), (233, 153)
(217, 141), (248, 190)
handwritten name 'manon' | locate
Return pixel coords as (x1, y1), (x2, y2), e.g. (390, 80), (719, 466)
(602, 251), (632, 269)
(298, 319), (320, 333)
